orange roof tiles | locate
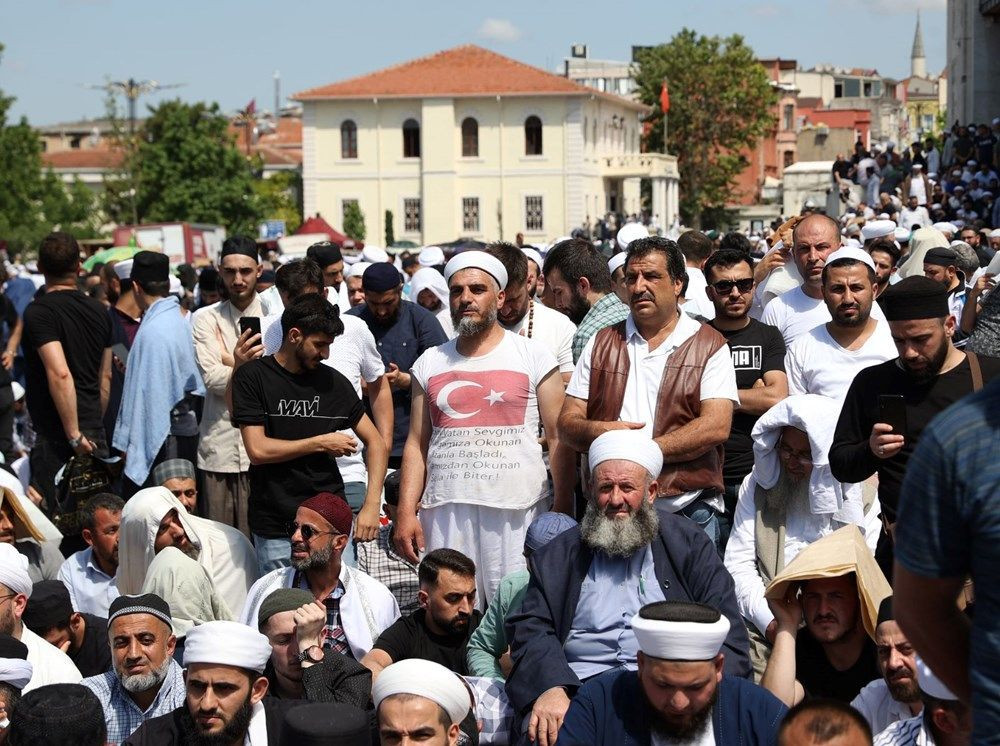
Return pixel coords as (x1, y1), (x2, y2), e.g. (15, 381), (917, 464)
(42, 149), (125, 169)
(294, 45), (647, 110)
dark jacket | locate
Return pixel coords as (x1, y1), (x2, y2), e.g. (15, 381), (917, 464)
(504, 516), (751, 715)
(266, 648), (372, 710)
(121, 697), (302, 745)
(559, 670), (787, 746)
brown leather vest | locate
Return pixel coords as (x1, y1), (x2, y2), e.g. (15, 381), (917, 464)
(586, 320), (727, 497)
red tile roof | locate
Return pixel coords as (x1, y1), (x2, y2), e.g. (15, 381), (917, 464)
(294, 45), (647, 110)
(41, 149), (125, 170)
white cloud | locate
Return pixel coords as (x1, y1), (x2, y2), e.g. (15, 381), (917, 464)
(477, 18), (523, 43)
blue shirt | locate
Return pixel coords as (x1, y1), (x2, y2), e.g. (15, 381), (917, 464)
(58, 547), (120, 618)
(347, 300), (447, 457)
(82, 658), (186, 743)
(896, 378), (1000, 745)
(563, 546), (666, 680)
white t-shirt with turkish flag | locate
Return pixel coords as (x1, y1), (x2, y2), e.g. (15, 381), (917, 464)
(410, 331), (558, 511)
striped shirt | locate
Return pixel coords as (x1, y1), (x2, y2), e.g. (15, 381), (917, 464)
(571, 292), (629, 363)
(873, 714), (931, 745)
(82, 659), (185, 744)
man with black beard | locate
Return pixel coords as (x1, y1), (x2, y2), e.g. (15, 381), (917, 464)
(830, 275), (1000, 572)
(122, 620), (302, 745)
(560, 601), (787, 745)
(505, 431), (748, 746)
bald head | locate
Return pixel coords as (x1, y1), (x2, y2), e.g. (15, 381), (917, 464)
(792, 213), (841, 290)
(778, 699), (872, 746)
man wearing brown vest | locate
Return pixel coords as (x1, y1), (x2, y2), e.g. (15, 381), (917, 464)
(559, 236), (738, 550)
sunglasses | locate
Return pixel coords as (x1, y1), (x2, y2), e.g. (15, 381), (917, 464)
(286, 522), (339, 541)
(170, 488), (196, 499)
(711, 278), (754, 295)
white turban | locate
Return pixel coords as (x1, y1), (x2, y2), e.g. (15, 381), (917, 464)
(608, 252), (627, 275)
(114, 259), (134, 280)
(183, 620), (272, 674)
(418, 246), (445, 267)
(632, 604), (730, 661)
(916, 655), (957, 700)
(932, 222), (957, 235)
(373, 659), (473, 725)
(861, 220), (896, 241)
(521, 247), (543, 272)
(616, 222), (649, 250)
(894, 227), (911, 243)
(362, 246), (390, 264)
(588, 430), (663, 479)
(0, 659), (32, 690)
(409, 268), (449, 309)
(444, 251), (508, 290)
(0, 544), (31, 598)
(825, 247), (876, 272)
(347, 261), (372, 279)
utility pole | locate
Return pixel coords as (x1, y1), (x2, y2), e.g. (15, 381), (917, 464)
(89, 78), (185, 135)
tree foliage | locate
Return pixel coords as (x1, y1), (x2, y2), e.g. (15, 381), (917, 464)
(251, 170), (302, 234)
(384, 209), (395, 247)
(343, 201), (366, 242)
(633, 30), (777, 227)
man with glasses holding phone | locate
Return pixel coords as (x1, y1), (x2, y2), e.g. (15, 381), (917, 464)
(241, 492), (399, 662)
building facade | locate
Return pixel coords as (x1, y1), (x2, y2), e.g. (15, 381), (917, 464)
(947, 0), (1000, 125)
(293, 45), (679, 246)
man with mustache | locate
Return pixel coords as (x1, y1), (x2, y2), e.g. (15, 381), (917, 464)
(362, 549), (481, 680)
(785, 247), (897, 401)
(505, 430), (748, 746)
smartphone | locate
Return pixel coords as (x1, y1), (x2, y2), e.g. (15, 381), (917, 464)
(111, 342), (129, 366)
(239, 317), (261, 338)
(877, 394), (908, 437)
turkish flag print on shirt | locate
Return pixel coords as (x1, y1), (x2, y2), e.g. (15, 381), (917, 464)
(426, 370), (530, 428)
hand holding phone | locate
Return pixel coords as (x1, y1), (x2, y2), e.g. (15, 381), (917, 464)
(871, 395), (907, 459)
(239, 316), (262, 338)
(234, 317), (264, 368)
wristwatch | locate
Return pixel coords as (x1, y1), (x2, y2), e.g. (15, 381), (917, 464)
(297, 645), (324, 664)
(67, 434), (85, 449)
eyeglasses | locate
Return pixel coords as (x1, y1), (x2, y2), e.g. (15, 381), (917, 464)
(777, 443), (812, 466)
(711, 278), (754, 295)
(170, 488), (196, 499)
(286, 522), (339, 541)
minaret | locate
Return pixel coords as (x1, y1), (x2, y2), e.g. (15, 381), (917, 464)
(911, 11), (927, 79)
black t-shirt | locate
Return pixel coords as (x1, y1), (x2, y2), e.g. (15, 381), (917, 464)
(372, 608), (482, 675)
(710, 319), (786, 487)
(22, 289), (112, 439)
(0, 294), (18, 388)
(832, 161), (852, 180)
(976, 134), (996, 165)
(232, 355), (365, 538)
(71, 613), (112, 678)
(796, 627), (878, 703)
(830, 354), (1000, 521)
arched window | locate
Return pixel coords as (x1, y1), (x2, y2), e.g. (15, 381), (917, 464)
(402, 118), (420, 158)
(340, 120), (357, 159)
(461, 117), (479, 157)
(525, 115), (542, 156)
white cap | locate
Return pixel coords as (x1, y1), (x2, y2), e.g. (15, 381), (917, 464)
(347, 261), (372, 279)
(114, 259), (134, 280)
(843, 237), (863, 250)
(861, 220), (897, 241)
(362, 245), (390, 263)
(521, 247), (543, 272)
(418, 246), (445, 267)
(608, 252), (627, 275)
(916, 655), (957, 701)
(588, 430), (663, 479)
(990, 228), (1000, 239)
(373, 659), (473, 725)
(183, 620), (272, 674)
(932, 222), (957, 235)
(444, 251), (508, 289)
(894, 227), (911, 242)
(10, 383), (23, 402)
(631, 602), (731, 662)
(169, 275), (182, 295)
(616, 222), (649, 250)
(826, 246), (876, 272)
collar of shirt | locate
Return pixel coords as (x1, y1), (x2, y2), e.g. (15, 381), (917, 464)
(624, 310), (700, 357)
(294, 564), (348, 600)
(244, 700), (267, 746)
(111, 659), (184, 716)
(221, 295), (263, 326)
(84, 547), (114, 582)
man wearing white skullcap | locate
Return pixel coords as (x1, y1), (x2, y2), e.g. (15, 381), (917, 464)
(394, 249), (571, 609)
(418, 246), (446, 269)
(374, 659), (473, 746)
(521, 247), (544, 297)
(873, 656), (971, 746)
(607, 252), (628, 304)
(506, 430), (749, 746)
(560, 601), (786, 745)
(345, 261), (371, 308)
(616, 222), (649, 252)
(899, 194), (930, 232)
(124, 620), (300, 745)
(862, 220), (898, 244)
(0, 544), (80, 693)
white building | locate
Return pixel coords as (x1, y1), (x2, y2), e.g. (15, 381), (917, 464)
(947, 0), (1000, 124)
(293, 45), (679, 245)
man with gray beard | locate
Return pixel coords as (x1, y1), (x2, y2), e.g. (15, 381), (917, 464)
(505, 430), (748, 746)
(724, 395), (881, 677)
(80, 593), (186, 743)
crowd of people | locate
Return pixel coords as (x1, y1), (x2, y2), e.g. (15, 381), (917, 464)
(0, 143), (994, 744)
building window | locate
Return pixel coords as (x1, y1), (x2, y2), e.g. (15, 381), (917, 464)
(525, 116), (543, 156)
(843, 78), (861, 97)
(404, 198), (421, 232)
(342, 199), (359, 223)
(782, 104), (794, 131)
(461, 117), (478, 157)
(402, 119), (420, 158)
(341, 120), (357, 159)
(783, 151), (795, 168)
(462, 198), (480, 233)
(525, 195), (543, 231)
(834, 80), (844, 98)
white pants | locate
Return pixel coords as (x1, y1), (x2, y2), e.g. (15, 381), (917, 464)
(420, 500), (546, 609)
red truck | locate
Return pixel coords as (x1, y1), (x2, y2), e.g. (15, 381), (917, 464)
(112, 223), (226, 266)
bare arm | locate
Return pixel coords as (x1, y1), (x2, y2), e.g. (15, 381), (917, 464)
(98, 347), (112, 416)
(760, 595), (805, 707)
(961, 274), (993, 335)
(653, 398), (733, 462)
(360, 648), (394, 682)
(366, 375), (394, 453)
(394, 380), (433, 563)
(536, 369), (573, 515)
(354, 413), (387, 543)
(736, 371), (788, 416)
(37, 341), (80, 440)
(894, 563), (971, 703)
(557, 395), (644, 454)
(1, 315), (22, 370)
(239, 424), (358, 466)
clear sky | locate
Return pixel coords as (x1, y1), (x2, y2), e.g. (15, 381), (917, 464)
(2, 0), (946, 126)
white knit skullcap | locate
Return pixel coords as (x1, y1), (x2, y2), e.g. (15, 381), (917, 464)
(608, 252), (627, 275)
(616, 222), (649, 250)
(418, 246), (445, 267)
(521, 247), (543, 272)
(861, 220), (896, 241)
(588, 430), (663, 479)
(347, 261), (372, 279)
(183, 620), (272, 674)
(373, 659), (473, 725)
(0, 545), (31, 598)
(362, 245), (390, 264)
(444, 251), (508, 290)
(825, 246), (876, 271)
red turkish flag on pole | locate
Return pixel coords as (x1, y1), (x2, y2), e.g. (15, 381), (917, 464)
(246, 98), (256, 116)
(659, 81), (670, 113)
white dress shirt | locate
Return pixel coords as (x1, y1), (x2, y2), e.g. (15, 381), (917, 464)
(57, 547), (119, 617)
(852, 679), (917, 736)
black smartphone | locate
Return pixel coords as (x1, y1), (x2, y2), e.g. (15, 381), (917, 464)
(877, 394), (908, 437)
(239, 316), (261, 338)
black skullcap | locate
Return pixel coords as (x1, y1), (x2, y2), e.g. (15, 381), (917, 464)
(877, 596), (894, 627)
(220, 235), (260, 262)
(878, 275), (950, 320)
(278, 702), (370, 746)
(362, 263), (402, 292)
(383, 470), (402, 507)
(0, 634), (28, 661)
(306, 241), (343, 268)
(108, 593), (172, 630)
(129, 251), (169, 285)
(638, 600), (721, 624)
(21, 581), (72, 634)
(198, 266), (219, 290)
(257, 588), (315, 630)
(8, 684), (106, 746)
(923, 246), (958, 267)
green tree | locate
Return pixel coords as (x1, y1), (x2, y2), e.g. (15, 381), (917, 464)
(384, 209), (395, 246)
(343, 201), (366, 242)
(633, 30), (777, 227)
(251, 170), (302, 234)
(106, 99), (262, 234)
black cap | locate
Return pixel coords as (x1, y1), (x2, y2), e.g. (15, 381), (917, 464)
(878, 275), (950, 320)
(108, 593), (172, 630)
(306, 241), (343, 269)
(130, 251), (169, 285)
(198, 267), (219, 290)
(8, 683), (106, 746)
(362, 263), (402, 292)
(877, 596), (894, 627)
(278, 703), (370, 746)
(383, 470), (402, 507)
(0, 634), (28, 661)
(220, 235), (260, 262)
(21, 581), (72, 634)
(923, 246), (958, 267)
